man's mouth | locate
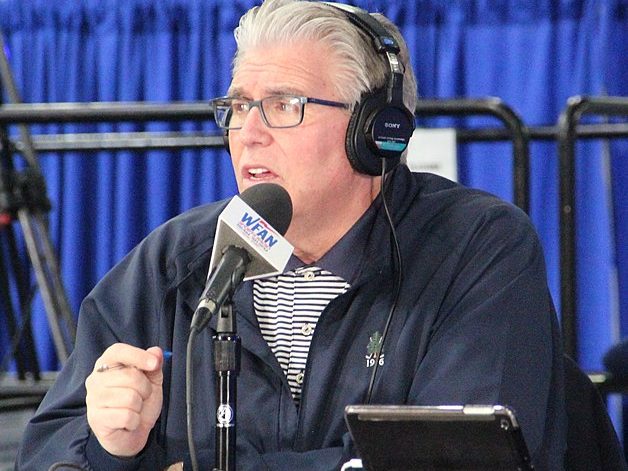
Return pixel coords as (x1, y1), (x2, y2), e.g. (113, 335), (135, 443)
(247, 167), (274, 180)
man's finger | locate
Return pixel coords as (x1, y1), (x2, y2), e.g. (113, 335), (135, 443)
(95, 343), (162, 373)
(88, 406), (142, 433)
(87, 386), (146, 412)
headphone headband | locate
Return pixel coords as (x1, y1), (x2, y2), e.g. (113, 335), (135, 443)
(324, 2), (415, 175)
(323, 3), (400, 55)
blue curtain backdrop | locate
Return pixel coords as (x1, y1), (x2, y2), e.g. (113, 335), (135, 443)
(0, 0), (626, 414)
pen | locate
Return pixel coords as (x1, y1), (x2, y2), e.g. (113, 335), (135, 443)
(96, 350), (173, 373)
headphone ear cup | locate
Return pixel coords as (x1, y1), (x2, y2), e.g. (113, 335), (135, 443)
(345, 103), (373, 175)
(346, 89), (413, 176)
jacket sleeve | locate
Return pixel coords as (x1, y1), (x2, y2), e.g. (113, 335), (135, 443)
(406, 203), (565, 470)
(15, 237), (170, 471)
(14, 303), (168, 471)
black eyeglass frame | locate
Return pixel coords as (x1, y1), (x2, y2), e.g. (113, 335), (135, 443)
(210, 95), (351, 130)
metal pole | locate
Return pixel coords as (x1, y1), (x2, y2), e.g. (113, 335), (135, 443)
(557, 97), (581, 360)
(213, 302), (240, 471)
(0, 30), (76, 362)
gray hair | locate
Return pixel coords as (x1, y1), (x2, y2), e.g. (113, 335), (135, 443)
(232, 0), (417, 114)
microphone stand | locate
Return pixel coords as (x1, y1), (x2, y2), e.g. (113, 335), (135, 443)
(188, 246), (248, 471)
(213, 300), (240, 471)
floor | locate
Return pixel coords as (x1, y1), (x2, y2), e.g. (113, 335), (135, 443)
(0, 409), (33, 471)
(0, 373), (55, 470)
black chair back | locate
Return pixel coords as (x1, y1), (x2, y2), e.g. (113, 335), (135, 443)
(564, 355), (628, 470)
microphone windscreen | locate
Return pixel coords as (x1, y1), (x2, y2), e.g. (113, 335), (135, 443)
(238, 183), (293, 235)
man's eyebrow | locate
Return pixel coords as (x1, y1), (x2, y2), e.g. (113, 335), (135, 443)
(227, 87), (247, 98)
(226, 86), (304, 98)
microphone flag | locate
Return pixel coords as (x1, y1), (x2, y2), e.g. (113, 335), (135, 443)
(208, 193), (294, 281)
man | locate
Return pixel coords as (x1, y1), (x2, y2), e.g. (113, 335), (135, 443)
(16, 0), (566, 470)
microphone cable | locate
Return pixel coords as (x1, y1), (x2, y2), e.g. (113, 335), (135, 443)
(364, 159), (403, 404)
(186, 327), (201, 471)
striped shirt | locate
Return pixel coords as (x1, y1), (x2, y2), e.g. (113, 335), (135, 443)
(254, 267), (350, 405)
(253, 200), (379, 405)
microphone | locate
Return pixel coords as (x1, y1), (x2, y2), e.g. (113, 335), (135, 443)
(190, 183), (293, 332)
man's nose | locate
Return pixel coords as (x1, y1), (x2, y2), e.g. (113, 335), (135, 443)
(238, 105), (270, 144)
(242, 104), (267, 129)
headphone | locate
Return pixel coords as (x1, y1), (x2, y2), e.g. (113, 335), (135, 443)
(326, 2), (415, 176)
(223, 3), (415, 177)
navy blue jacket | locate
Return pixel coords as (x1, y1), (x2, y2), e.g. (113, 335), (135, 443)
(16, 167), (566, 470)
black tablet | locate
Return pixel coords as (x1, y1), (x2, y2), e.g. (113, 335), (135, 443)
(344, 404), (534, 471)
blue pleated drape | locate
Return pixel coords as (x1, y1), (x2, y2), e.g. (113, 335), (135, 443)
(0, 0), (626, 404)
(0, 0), (249, 368)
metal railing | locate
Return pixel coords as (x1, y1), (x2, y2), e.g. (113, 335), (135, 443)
(557, 96), (628, 361)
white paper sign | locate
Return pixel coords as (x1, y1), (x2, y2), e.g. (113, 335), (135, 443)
(405, 128), (458, 182)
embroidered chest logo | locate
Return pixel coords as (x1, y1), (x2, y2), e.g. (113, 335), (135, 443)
(365, 331), (385, 368)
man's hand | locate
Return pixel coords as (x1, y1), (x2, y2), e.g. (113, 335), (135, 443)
(86, 343), (164, 457)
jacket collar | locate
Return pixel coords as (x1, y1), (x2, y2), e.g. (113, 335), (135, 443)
(177, 165), (421, 357)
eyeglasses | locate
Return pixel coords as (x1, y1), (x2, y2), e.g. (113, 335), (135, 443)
(210, 95), (350, 130)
